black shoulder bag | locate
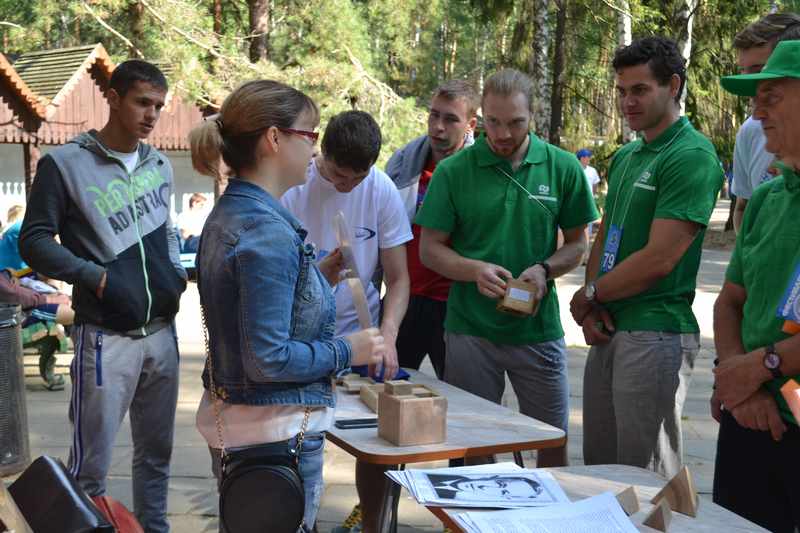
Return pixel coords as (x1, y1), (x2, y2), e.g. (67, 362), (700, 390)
(202, 307), (311, 533)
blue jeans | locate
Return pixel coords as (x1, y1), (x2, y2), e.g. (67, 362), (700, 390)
(209, 431), (326, 532)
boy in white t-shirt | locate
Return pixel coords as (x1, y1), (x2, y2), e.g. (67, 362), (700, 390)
(282, 111), (412, 531)
(282, 111), (412, 375)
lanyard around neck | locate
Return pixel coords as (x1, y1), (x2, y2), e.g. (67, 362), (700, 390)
(609, 121), (690, 228)
(493, 166), (554, 221)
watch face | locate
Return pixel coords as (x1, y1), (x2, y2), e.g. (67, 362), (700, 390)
(585, 284), (595, 299)
(765, 352), (781, 369)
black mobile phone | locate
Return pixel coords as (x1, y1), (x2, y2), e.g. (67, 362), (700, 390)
(334, 418), (378, 429)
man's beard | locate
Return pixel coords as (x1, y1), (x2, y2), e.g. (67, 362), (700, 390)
(487, 134), (527, 158)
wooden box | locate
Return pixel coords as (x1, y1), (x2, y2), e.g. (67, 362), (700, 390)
(361, 381), (434, 414)
(360, 383), (385, 413)
(378, 384), (447, 446)
(496, 279), (541, 317)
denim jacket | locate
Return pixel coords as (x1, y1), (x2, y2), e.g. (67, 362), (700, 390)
(197, 179), (352, 406)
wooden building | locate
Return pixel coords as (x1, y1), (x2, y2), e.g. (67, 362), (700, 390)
(0, 44), (211, 219)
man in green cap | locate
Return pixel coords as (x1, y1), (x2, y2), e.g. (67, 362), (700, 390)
(569, 36), (723, 479)
(713, 38), (800, 533)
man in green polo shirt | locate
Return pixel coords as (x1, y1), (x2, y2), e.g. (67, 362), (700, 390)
(712, 39), (800, 533)
(568, 36), (723, 478)
(416, 68), (598, 467)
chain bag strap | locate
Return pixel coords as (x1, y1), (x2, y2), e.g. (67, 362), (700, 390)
(201, 305), (311, 532)
(199, 305), (311, 464)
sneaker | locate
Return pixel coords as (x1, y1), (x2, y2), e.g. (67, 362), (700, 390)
(44, 373), (65, 391)
(330, 504), (362, 533)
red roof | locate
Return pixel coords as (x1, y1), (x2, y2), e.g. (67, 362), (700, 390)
(0, 43), (202, 149)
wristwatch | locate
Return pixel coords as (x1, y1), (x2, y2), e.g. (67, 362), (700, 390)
(535, 261), (551, 280)
(763, 343), (784, 379)
(585, 281), (597, 303)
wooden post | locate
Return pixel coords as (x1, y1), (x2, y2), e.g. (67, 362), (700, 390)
(23, 141), (40, 199)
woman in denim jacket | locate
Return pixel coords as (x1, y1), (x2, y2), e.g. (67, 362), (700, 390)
(189, 80), (385, 531)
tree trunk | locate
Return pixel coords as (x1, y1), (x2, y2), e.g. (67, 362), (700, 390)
(128, 1), (145, 58)
(618, 0), (635, 143)
(213, 0), (223, 34)
(247, 0), (269, 63)
(548, 0), (567, 146)
(449, 38), (457, 78)
(440, 20), (448, 79)
(510, 0), (534, 68)
(530, 0), (550, 140)
(674, 0), (697, 114)
(478, 25), (488, 92)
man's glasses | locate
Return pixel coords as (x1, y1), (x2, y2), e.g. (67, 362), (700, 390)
(278, 127), (319, 143)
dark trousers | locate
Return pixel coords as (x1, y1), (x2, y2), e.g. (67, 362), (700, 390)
(713, 410), (800, 532)
(395, 295), (446, 380)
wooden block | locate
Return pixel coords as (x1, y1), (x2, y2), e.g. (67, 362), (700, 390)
(360, 384), (384, 413)
(496, 278), (541, 317)
(616, 485), (640, 516)
(0, 482), (33, 533)
(408, 384), (441, 398)
(378, 388), (447, 446)
(642, 499), (672, 532)
(385, 380), (414, 395)
(781, 379), (800, 424)
(650, 466), (699, 517)
(338, 375), (375, 393)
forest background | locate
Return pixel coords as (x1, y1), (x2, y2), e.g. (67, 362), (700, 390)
(3, 0), (799, 172)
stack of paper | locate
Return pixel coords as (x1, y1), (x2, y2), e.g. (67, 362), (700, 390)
(385, 462), (570, 509)
(454, 492), (640, 533)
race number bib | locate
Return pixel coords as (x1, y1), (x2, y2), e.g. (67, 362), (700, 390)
(778, 261), (800, 322)
(600, 224), (623, 274)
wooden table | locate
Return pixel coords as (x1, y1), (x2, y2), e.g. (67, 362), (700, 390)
(430, 464), (769, 532)
(327, 369), (566, 532)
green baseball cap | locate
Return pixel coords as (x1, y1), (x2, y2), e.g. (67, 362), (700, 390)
(721, 40), (800, 97)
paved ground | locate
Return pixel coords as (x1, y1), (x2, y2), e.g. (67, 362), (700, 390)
(6, 201), (735, 532)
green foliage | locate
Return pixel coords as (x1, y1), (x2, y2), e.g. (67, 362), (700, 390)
(0, 0), (796, 165)
(270, 0), (372, 69)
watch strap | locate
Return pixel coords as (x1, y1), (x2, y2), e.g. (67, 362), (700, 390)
(765, 343), (784, 379)
(535, 261), (551, 280)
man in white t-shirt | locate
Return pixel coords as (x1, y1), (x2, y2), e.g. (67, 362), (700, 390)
(282, 110), (412, 532)
(576, 148), (600, 195)
(730, 13), (800, 233)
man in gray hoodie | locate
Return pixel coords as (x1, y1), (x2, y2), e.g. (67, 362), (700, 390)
(20, 60), (186, 532)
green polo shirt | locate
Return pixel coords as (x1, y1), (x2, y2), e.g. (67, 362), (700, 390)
(414, 133), (598, 345)
(726, 165), (800, 426)
(599, 117), (723, 333)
